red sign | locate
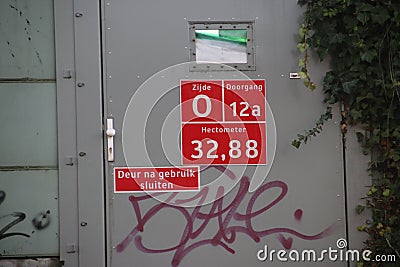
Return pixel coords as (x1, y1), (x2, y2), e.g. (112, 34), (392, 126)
(180, 80), (223, 122)
(114, 166), (200, 193)
(223, 80), (266, 122)
(180, 80), (267, 165)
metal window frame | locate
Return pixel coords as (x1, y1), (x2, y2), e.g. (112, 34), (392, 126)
(189, 21), (255, 71)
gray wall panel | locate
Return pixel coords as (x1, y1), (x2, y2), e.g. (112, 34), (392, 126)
(0, 83), (57, 167)
(345, 127), (371, 251)
(0, 0), (55, 79)
(0, 170), (59, 257)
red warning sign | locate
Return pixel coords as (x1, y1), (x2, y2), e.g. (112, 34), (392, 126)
(114, 166), (200, 193)
(180, 80), (267, 165)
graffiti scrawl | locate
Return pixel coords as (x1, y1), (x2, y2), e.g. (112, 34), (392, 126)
(0, 190), (30, 241)
(116, 168), (338, 267)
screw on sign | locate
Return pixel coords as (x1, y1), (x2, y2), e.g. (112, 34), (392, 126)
(180, 80), (267, 165)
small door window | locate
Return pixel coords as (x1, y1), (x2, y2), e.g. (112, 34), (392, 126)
(189, 21), (255, 71)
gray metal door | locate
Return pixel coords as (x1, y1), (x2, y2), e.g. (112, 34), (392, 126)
(103, 1), (347, 266)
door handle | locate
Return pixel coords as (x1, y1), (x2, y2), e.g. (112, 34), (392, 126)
(106, 118), (116, 162)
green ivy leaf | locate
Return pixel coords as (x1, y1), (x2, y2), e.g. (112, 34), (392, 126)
(323, 8), (338, 18)
(358, 3), (374, 12)
(343, 16), (359, 31)
(356, 132), (365, 143)
(371, 7), (390, 25)
(342, 79), (359, 94)
(357, 224), (367, 231)
(357, 12), (370, 24)
(392, 152), (400, 162)
(360, 50), (377, 63)
(297, 43), (306, 53)
(299, 71), (307, 79)
(356, 204), (365, 214)
(298, 25), (306, 38)
(329, 33), (344, 44)
(382, 189), (390, 197)
(291, 140), (301, 149)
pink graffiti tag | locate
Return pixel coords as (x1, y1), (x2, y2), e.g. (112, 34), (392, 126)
(116, 177), (337, 266)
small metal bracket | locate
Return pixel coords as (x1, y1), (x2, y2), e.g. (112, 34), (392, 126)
(64, 156), (75, 166)
(63, 69), (73, 79)
(289, 72), (301, 79)
(66, 243), (77, 254)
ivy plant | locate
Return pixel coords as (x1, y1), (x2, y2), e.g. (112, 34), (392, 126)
(294, 0), (400, 265)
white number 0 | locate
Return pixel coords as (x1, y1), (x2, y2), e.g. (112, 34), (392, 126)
(192, 94), (211, 117)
